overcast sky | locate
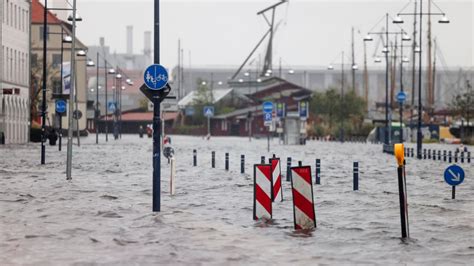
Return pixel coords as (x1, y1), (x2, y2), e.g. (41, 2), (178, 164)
(71, 0), (473, 70)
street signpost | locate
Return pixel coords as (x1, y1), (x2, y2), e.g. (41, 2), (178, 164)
(56, 100), (67, 114)
(55, 100), (66, 151)
(444, 165), (465, 199)
(396, 91), (407, 103)
(204, 106), (214, 137)
(144, 64), (168, 90)
(108, 102), (116, 112)
(263, 101), (273, 151)
(72, 110), (82, 120)
(298, 101), (309, 120)
(276, 102), (285, 118)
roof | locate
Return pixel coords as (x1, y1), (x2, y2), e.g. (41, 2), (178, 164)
(101, 112), (178, 121)
(178, 88), (234, 107)
(32, 0), (63, 24)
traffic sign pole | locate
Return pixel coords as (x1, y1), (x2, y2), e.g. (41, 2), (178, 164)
(153, 0), (161, 212)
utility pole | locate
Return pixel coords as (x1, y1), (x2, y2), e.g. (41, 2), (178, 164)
(178, 39), (181, 99)
(66, 0), (78, 179)
(351, 27), (356, 93)
(427, 0), (433, 110)
(152, 0), (161, 212)
(41, 0), (48, 164)
(385, 13), (390, 146)
(411, 0), (418, 134)
(416, 0), (424, 159)
(340, 51), (345, 143)
(363, 38), (369, 111)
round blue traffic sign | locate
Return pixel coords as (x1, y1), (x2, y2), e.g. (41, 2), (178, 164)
(263, 101), (273, 113)
(55, 100), (66, 113)
(144, 64), (168, 90)
(397, 91), (407, 103)
(444, 165), (465, 186)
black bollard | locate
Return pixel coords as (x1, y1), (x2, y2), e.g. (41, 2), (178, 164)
(298, 161), (302, 167)
(433, 150), (436, 161)
(225, 153), (229, 171)
(261, 156), (265, 164)
(241, 155), (245, 174)
(460, 152), (464, 163)
(452, 186), (456, 200)
(315, 159), (321, 185)
(438, 150), (441, 161)
(448, 151), (452, 163)
(428, 149), (431, 159)
(468, 152), (471, 163)
(353, 162), (359, 191)
(286, 157), (292, 182)
(423, 149), (426, 159)
(443, 150), (447, 162)
(411, 148), (414, 158)
(454, 152), (458, 163)
(193, 149), (197, 167)
(212, 151), (215, 168)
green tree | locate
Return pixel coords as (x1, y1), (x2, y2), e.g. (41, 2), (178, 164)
(449, 80), (473, 140)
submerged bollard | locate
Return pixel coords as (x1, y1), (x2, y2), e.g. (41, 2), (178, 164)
(286, 157), (292, 182)
(468, 152), (471, 163)
(212, 151), (215, 168)
(448, 151), (452, 163)
(454, 152), (458, 163)
(433, 150), (436, 161)
(443, 150), (447, 162)
(315, 159), (321, 185)
(423, 149), (426, 159)
(428, 149), (431, 159)
(438, 150), (441, 161)
(394, 144), (409, 239)
(225, 153), (229, 171)
(261, 156), (265, 164)
(193, 149), (197, 167)
(460, 152), (464, 163)
(241, 155), (245, 174)
(170, 157), (176, 195)
(353, 162), (359, 191)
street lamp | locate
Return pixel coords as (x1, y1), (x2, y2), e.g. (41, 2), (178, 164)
(67, 13), (82, 22)
(396, 0), (450, 159)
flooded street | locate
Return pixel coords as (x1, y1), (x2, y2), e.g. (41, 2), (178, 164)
(1, 135), (473, 265)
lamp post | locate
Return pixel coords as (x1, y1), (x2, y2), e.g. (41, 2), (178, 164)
(105, 67), (116, 141)
(398, 32), (411, 143)
(395, 0), (450, 158)
(114, 73), (122, 140)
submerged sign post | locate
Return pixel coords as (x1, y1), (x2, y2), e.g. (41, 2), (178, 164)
(204, 106), (214, 137)
(444, 165), (464, 199)
(140, 61), (172, 212)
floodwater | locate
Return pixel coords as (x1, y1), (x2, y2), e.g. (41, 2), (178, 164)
(1, 135), (473, 265)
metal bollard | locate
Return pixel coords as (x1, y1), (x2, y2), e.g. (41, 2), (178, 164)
(448, 151), (452, 163)
(454, 152), (458, 163)
(212, 151), (215, 168)
(423, 149), (426, 159)
(443, 150), (447, 162)
(438, 150), (441, 161)
(353, 162), (359, 191)
(461, 152), (464, 163)
(467, 152), (471, 163)
(286, 157), (292, 182)
(225, 153), (229, 171)
(428, 149), (431, 159)
(433, 150), (436, 161)
(315, 159), (321, 185)
(241, 155), (245, 174)
(193, 149), (197, 167)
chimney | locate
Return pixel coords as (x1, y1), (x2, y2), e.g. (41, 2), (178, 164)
(126, 25), (133, 55)
(99, 37), (105, 47)
(144, 31), (152, 59)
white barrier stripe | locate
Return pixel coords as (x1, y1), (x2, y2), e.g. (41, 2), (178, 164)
(256, 201), (271, 219)
(256, 169), (272, 199)
(295, 206), (315, 229)
(292, 171), (312, 201)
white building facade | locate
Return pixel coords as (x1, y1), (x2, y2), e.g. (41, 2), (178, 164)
(0, 0), (31, 144)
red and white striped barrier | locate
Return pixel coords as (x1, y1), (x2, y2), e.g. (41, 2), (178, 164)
(270, 157), (283, 202)
(253, 164), (273, 220)
(291, 165), (316, 230)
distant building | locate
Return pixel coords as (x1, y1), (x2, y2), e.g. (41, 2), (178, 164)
(0, 0), (31, 144)
(171, 65), (473, 111)
(30, 0), (89, 134)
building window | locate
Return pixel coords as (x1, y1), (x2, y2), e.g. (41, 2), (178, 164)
(39, 26), (50, 41)
(31, 54), (38, 68)
(52, 54), (61, 68)
(221, 120), (227, 131)
(52, 78), (62, 95)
